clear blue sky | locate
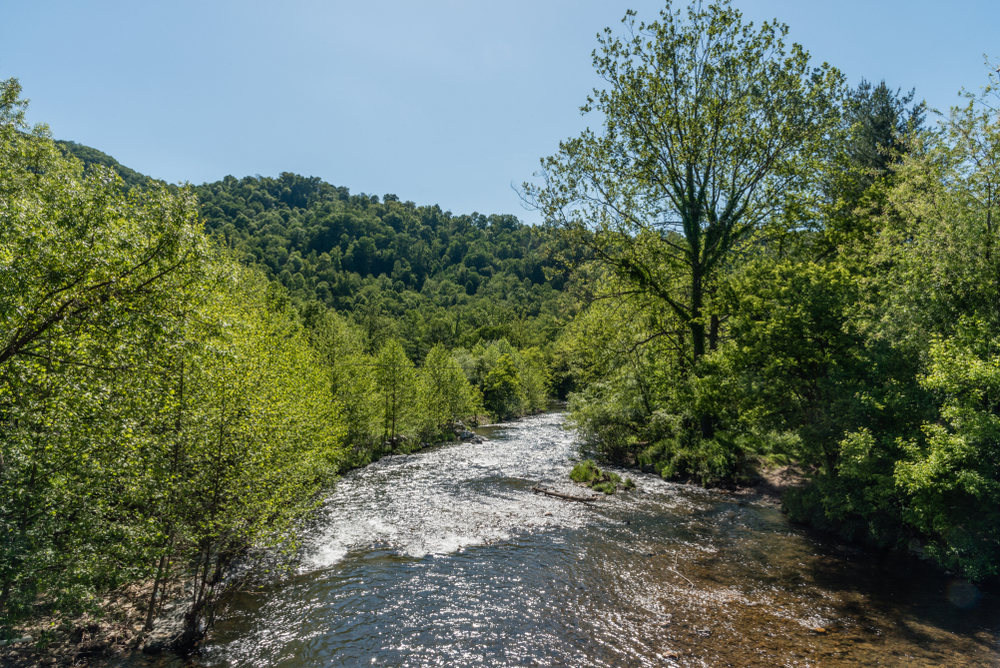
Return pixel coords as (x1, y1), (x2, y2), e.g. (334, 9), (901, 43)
(3, 0), (997, 223)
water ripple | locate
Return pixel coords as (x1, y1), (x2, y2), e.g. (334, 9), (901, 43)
(185, 412), (1000, 668)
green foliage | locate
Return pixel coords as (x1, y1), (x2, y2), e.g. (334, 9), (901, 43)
(710, 256), (871, 471)
(192, 173), (567, 358)
(482, 354), (526, 421)
(374, 339), (418, 445)
(893, 321), (1000, 579)
(55, 140), (154, 191)
(418, 344), (481, 436)
(0, 79), (347, 628)
(546, 6), (1000, 580)
(526, 0), (844, 395)
(457, 339), (549, 421)
(647, 433), (760, 487)
(568, 459), (630, 494)
(307, 308), (381, 462)
(569, 459), (601, 483)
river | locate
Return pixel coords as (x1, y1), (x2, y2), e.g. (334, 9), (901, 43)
(123, 411), (998, 667)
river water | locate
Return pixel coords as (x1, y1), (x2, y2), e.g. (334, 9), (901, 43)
(143, 412), (997, 666)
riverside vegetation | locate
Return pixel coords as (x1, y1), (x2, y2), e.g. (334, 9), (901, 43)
(526, 1), (1000, 582)
(0, 77), (552, 646)
(569, 460), (636, 495)
(3, 0), (1000, 652)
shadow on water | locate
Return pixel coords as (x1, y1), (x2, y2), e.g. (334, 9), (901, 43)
(96, 412), (999, 667)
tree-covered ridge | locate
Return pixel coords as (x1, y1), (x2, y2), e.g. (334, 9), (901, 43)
(56, 139), (154, 191)
(194, 174), (567, 359)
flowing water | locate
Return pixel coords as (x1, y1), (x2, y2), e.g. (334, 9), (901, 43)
(132, 412), (998, 666)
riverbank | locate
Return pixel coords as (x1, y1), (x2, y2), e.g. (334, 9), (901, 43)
(0, 421), (498, 667)
(193, 411), (999, 667)
(0, 576), (183, 667)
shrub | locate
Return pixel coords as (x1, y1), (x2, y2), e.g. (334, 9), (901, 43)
(568, 459), (631, 494)
(570, 459), (601, 483)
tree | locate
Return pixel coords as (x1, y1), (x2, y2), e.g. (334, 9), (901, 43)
(818, 64), (1000, 576)
(525, 0), (843, 435)
(418, 344), (480, 434)
(482, 354), (525, 421)
(820, 79), (926, 253)
(308, 308), (382, 461)
(0, 77), (209, 620)
(374, 339), (417, 445)
(1, 78), (351, 628)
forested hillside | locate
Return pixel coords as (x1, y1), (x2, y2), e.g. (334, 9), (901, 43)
(57, 139), (153, 190)
(194, 175), (567, 360)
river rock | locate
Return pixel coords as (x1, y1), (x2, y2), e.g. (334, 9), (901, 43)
(458, 430), (475, 440)
(0, 636), (33, 646)
(142, 598), (193, 654)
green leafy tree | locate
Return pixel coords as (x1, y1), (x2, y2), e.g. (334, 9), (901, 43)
(308, 308), (382, 462)
(1, 78), (351, 630)
(819, 79), (927, 255)
(482, 354), (526, 420)
(374, 339), (417, 445)
(808, 64), (1000, 576)
(418, 344), (480, 434)
(895, 321), (1000, 579)
(0, 77), (208, 619)
(525, 0), (843, 402)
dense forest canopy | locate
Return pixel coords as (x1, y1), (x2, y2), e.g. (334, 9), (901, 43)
(193, 174), (567, 359)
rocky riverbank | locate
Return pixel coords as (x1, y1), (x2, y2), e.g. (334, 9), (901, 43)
(0, 574), (193, 667)
(1, 423), (494, 667)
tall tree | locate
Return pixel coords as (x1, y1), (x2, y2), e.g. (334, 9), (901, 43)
(821, 79), (926, 251)
(418, 344), (480, 434)
(524, 0), (843, 434)
(374, 339), (417, 445)
(0, 76), (207, 619)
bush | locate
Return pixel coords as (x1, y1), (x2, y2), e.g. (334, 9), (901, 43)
(570, 459), (601, 483)
(568, 459), (631, 494)
(646, 432), (761, 486)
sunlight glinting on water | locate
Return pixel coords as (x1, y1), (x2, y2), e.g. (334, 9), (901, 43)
(191, 413), (999, 668)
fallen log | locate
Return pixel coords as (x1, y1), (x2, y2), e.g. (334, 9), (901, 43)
(531, 484), (600, 503)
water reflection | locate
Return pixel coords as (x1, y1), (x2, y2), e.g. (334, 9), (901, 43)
(105, 413), (1000, 667)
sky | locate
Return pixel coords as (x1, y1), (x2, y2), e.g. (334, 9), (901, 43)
(3, 0), (997, 224)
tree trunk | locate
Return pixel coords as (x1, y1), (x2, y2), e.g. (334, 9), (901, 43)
(689, 265), (714, 439)
(144, 550), (169, 631)
(689, 265), (707, 364)
(0, 579), (11, 616)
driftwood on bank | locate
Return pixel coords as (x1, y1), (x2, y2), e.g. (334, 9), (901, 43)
(531, 484), (600, 503)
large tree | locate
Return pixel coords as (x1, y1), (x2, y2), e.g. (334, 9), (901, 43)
(525, 1), (843, 420)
